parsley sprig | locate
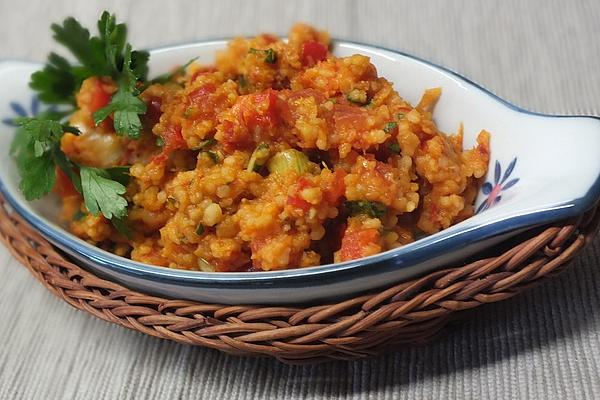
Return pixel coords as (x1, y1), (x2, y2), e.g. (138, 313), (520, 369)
(10, 11), (148, 229)
(30, 11), (149, 137)
(10, 114), (80, 200)
(93, 45), (147, 138)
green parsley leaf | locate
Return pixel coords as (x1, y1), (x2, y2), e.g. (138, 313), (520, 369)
(53, 149), (82, 193)
(383, 122), (397, 133)
(12, 130), (56, 201)
(29, 53), (77, 105)
(9, 126), (30, 158)
(112, 217), (133, 239)
(15, 117), (64, 143)
(93, 45), (147, 138)
(51, 16), (110, 78)
(264, 48), (277, 64)
(33, 12), (148, 109)
(105, 166), (131, 186)
(11, 115), (83, 200)
(131, 50), (150, 82)
(97, 11), (127, 75)
(80, 166), (128, 219)
(345, 200), (387, 219)
(249, 48), (278, 64)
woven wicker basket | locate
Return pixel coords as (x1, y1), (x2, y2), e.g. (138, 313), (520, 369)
(1, 194), (598, 363)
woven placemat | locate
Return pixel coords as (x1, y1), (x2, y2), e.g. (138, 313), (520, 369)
(1, 194), (598, 363)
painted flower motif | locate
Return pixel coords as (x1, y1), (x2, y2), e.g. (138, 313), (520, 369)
(476, 157), (519, 214)
(2, 96), (44, 126)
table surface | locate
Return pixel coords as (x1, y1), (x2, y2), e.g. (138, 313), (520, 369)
(1, 1), (599, 399)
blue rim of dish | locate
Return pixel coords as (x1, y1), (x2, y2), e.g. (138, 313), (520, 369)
(1, 39), (599, 289)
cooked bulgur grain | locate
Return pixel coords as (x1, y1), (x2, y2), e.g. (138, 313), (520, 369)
(59, 24), (490, 272)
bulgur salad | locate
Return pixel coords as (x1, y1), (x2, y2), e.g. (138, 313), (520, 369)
(10, 12), (490, 272)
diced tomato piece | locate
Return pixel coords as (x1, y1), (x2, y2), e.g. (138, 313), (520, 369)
(86, 78), (111, 113)
(260, 33), (278, 44)
(323, 170), (346, 204)
(220, 89), (286, 151)
(301, 40), (328, 67)
(297, 177), (312, 190)
(54, 167), (78, 198)
(152, 126), (187, 164)
(187, 83), (221, 121)
(284, 88), (327, 103)
(287, 177), (313, 212)
(430, 203), (439, 218)
(287, 195), (311, 212)
(219, 118), (252, 152)
(333, 104), (368, 128)
(360, 63), (378, 81)
(339, 228), (380, 261)
(242, 89), (281, 130)
(189, 84), (217, 104)
(280, 88), (326, 125)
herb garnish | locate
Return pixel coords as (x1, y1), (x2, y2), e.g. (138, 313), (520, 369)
(11, 11), (147, 225)
(345, 200), (387, 219)
(249, 48), (278, 64)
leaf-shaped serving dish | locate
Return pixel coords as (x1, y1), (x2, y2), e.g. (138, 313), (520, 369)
(1, 40), (599, 304)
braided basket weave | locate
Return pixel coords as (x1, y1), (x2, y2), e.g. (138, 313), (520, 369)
(1, 194), (598, 363)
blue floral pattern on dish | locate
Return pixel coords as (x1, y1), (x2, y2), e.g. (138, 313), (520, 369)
(476, 157), (519, 214)
(2, 96), (44, 126)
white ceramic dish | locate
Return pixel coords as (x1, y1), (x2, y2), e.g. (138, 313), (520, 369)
(1, 40), (599, 305)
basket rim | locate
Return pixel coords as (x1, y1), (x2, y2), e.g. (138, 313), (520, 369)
(1, 193), (597, 362)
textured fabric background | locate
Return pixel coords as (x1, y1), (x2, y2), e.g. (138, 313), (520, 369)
(1, 1), (599, 399)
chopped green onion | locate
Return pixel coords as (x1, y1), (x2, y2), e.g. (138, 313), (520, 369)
(397, 112), (405, 119)
(195, 224), (205, 235)
(183, 107), (194, 118)
(383, 122), (397, 133)
(156, 136), (165, 147)
(205, 151), (219, 163)
(193, 138), (217, 150)
(247, 143), (270, 172)
(198, 257), (215, 272)
(267, 149), (314, 175)
(345, 200), (387, 218)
